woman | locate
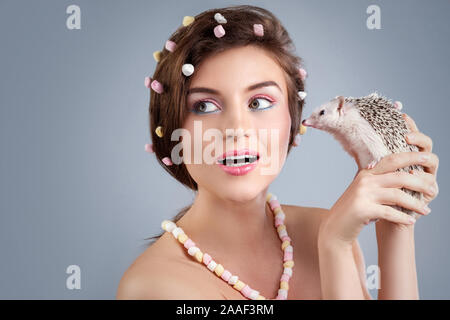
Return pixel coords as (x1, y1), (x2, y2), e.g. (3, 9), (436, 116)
(116, 5), (439, 300)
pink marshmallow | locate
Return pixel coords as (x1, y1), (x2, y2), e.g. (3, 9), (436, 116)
(281, 236), (291, 242)
(214, 25), (225, 38)
(203, 253), (212, 265)
(298, 67), (307, 81)
(144, 143), (154, 153)
(284, 251), (293, 261)
(276, 293), (287, 300)
(183, 238), (195, 249)
(253, 24), (264, 37)
(274, 217), (284, 227)
(162, 156), (173, 166)
(165, 40), (176, 52)
(221, 270), (232, 282)
(150, 80), (164, 94)
(281, 273), (290, 282)
(144, 76), (151, 88)
(241, 285), (252, 298)
(269, 199), (280, 210)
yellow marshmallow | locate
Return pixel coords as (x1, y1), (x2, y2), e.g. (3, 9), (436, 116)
(299, 124), (307, 135)
(233, 280), (245, 291)
(283, 260), (294, 268)
(214, 264), (224, 277)
(281, 240), (290, 250)
(256, 295), (266, 300)
(182, 16), (195, 26)
(194, 251), (203, 263)
(155, 126), (163, 138)
(177, 233), (188, 244)
(280, 281), (289, 290)
(277, 224), (286, 233)
(153, 51), (161, 62)
(273, 207), (282, 214)
(266, 193), (273, 202)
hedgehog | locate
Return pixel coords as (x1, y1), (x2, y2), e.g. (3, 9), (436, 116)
(302, 92), (424, 221)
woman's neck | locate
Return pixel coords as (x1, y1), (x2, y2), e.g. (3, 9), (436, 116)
(176, 186), (278, 258)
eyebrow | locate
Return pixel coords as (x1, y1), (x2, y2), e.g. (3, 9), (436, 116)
(187, 80), (282, 95)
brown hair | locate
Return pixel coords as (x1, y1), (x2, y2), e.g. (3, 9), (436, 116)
(145, 5), (305, 244)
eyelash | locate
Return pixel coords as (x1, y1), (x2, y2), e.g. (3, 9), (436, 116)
(190, 95), (276, 114)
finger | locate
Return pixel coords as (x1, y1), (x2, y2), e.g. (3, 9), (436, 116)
(377, 204), (417, 225)
(405, 131), (433, 152)
(409, 170), (439, 200)
(402, 113), (419, 132)
(376, 170), (437, 199)
(375, 188), (430, 216)
(369, 151), (437, 175)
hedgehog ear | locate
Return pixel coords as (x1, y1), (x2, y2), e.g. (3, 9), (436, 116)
(337, 96), (346, 116)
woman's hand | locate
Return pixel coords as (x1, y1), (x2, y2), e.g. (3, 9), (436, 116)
(375, 113), (440, 232)
(319, 113), (439, 248)
(319, 154), (438, 249)
(402, 113), (439, 203)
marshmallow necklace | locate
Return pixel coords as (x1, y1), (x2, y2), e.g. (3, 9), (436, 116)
(160, 192), (294, 300)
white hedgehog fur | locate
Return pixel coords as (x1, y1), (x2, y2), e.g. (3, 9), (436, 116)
(302, 92), (424, 220)
(302, 92), (390, 169)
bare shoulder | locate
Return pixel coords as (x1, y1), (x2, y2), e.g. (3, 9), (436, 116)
(281, 204), (329, 239)
(116, 233), (223, 300)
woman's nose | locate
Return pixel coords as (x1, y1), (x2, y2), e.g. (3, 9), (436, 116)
(223, 104), (253, 139)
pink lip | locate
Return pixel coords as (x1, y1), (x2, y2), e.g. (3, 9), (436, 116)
(216, 149), (259, 176)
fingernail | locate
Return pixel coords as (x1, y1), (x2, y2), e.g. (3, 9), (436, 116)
(420, 155), (429, 163)
(408, 217), (416, 224)
(405, 133), (412, 142)
(429, 185), (436, 196)
(423, 205), (431, 215)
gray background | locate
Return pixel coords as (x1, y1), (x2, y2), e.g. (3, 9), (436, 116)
(0, 0), (448, 299)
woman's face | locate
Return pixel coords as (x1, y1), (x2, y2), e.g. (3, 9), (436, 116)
(181, 45), (291, 202)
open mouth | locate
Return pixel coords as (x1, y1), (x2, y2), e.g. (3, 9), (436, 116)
(217, 154), (260, 167)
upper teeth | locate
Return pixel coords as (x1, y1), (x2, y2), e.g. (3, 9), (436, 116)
(219, 155), (258, 166)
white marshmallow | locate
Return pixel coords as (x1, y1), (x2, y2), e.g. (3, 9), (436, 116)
(182, 63), (194, 76)
(161, 220), (176, 232)
(188, 246), (200, 256)
(275, 212), (286, 220)
(214, 13), (227, 24)
(298, 91), (307, 100)
(228, 275), (238, 285)
(249, 290), (260, 300)
(171, 227), (184, 239)
(207, 260), (217, 271)
(278, 229), (288, 238)
(283, 267), (293, 277)
(285, 245), (293, 252)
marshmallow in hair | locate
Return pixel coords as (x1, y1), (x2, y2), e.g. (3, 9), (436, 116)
(165, 40), (176, 52)
(298, 91), (307, 100)
(214, 13), (227, 24)
(253, 24), (264, 37)
(182, 64), (194, 76)
(214, 25), (226, 38)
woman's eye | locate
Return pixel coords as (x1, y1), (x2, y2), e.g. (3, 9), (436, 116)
(319, 109), (325, 116)
(191, 100), (219, 114)
(249, 97), (274, 111)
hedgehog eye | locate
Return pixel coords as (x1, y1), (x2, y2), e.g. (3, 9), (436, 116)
(319, 110), (325, 116)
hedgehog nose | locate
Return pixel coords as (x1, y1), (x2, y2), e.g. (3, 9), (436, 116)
(302, 119), (308, 126)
